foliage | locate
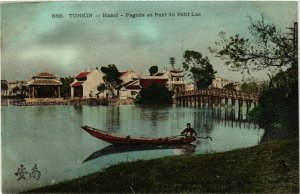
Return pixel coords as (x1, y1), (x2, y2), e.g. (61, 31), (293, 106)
(97, 83), (107, 94)
(100, 64), (123, 98)
(149, 66), (158, 76)
(258, 66), (298, 131)
(209, 14), (297, 74)
(246, 106), (261, 121)
(240, 82), (258, 93)
(169, 57), (176, 68)
(256, 81), (269, 93)
(135, 84), (173, 105)
(12, 86), (19, 93)
(223, 83), (235, 90)
(1, 80), (8, 91)
(269, 65), (298, 95)
(60, 77), (74, 98)
(182, 50), (217, 89)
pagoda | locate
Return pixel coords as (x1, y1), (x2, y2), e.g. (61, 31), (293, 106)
(167, 69), (186, 94)
(27, 71), (62, 98)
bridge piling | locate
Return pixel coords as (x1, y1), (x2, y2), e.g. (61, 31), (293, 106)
(232, 99), (236, 109)
(246, 101), (250, 113)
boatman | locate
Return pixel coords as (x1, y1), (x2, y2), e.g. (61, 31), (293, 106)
(180, 123), (197, 137)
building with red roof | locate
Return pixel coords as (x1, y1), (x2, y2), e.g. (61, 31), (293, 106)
(70, 70), (104, 98)
(139, 77), (168, 88)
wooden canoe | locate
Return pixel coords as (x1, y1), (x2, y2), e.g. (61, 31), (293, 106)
(81, 125), (196, 145)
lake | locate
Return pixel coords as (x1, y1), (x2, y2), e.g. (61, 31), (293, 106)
(1, 104), (264, 193)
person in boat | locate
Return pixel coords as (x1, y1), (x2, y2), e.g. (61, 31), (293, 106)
(180, 123), (197, 137)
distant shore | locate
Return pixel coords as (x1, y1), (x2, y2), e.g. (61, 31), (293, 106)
(1, 97), (135, 106)
(26, 138), (299, 193)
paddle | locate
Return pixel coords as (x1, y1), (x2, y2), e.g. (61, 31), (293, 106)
(197, 136), (213, 141)
(179, 134), (213, 141)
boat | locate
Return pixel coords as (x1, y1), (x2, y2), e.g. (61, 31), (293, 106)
(81, 125), (196, 145)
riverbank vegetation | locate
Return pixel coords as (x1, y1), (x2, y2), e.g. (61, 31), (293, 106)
(27, 139), (298, 193)
(60, 77), (74, 98)
(135, 84), (173, 105)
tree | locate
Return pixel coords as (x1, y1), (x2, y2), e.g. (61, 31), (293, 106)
(240, 82), (258, 93)
(12, 86), (19, 94)
(209, 15), (297, 74)
(182, 50), (217, 89)
(135, 84), (174, 105)
(259, 66), (298, 130)
(60, 77), (74, 98)
(97, 83), (107, 98)
(21, 85), (28, 96)
(1, 80), (8, 91)
(100, 64), (122, 98)
(169, 57), (176, 68)
(149, 66), (158, 76)
(223, 83), (235, 90)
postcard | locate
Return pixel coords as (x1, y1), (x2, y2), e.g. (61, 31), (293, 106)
(1, 1), (298, 193)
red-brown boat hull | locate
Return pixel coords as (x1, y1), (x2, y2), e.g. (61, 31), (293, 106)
(81, 126), (196, 145)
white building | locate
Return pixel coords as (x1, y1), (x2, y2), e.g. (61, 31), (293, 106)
(118, 70), (142, 100)
(212, 77), (242, 90)
(70, 70), (104, 98)
(119, 80), (141, 100)
(165, 69), (186, 93)
(153, 69), (186, 94)
(186, 82), (196, 91)
(212, 77), (230, 89)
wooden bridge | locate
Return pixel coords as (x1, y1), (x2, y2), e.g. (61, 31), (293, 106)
(175, 89), (259, 111)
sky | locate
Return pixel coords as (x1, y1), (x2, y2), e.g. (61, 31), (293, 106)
(1, 1), (298, 81)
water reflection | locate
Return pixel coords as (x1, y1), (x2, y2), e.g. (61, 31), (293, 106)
(140, 106), (170, 127)
(83, 144), (196, 163)
(73, 105), (83, 112)
(106, 105), (121, 132)
(191, 108), (259, 137)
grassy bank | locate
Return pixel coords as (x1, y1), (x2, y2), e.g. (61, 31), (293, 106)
(27, 139), (299, 193)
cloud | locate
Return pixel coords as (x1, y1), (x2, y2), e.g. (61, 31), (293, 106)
(1, 1), (297, 81)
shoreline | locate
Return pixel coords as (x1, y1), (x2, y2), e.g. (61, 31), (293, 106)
(1, 97), (135, 106)
(25, 138), (299, 193)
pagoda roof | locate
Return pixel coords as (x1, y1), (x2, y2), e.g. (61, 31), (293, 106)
(27, 79), (62, 86)
(170, 69), (184, 73)
(154, 72), (165, 76)
(171, 72), (184, 77)
(32, 71), (57, 79)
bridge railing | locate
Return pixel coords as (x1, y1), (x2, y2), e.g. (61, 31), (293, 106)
(176, 89), (259, 101)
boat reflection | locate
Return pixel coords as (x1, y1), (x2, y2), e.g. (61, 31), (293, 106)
(83, 144), (196, 163)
